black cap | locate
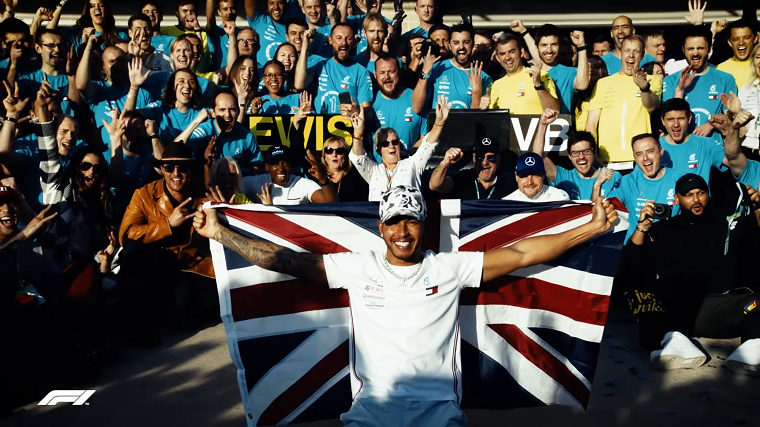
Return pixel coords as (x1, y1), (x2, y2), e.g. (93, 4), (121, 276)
(264, 145), (290, 164)
(0, 186), (20, 202)
(675, 173), (708, 196)
(152, 142), (196, 165)
(474, 135), (499, 155)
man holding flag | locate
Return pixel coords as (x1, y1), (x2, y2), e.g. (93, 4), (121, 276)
(193, 187), (618, 426)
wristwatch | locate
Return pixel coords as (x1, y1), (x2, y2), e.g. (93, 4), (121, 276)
(534, 84), (545, 91)
(420, 71), (431, 80)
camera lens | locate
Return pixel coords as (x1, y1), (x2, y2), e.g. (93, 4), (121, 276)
(654, 205), (664, 214)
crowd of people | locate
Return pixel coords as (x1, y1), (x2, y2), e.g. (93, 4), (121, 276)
(1, 0), (759, 417)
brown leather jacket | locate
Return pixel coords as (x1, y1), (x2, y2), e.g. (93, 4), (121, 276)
(119, 179), (214, 278)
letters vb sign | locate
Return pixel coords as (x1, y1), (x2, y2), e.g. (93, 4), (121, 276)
(38, 390), (96, 406)
(509, 114), (572, 155)
(245, 114), (355, 151)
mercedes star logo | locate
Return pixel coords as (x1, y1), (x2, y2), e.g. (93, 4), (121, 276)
(481, 137), (492, 145)
(525, 157), (536, 166)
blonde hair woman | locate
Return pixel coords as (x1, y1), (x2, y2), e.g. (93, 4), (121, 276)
(320, 136), (369, 202)
(207, 157), (255, 204)
(725, 44), (760, 157)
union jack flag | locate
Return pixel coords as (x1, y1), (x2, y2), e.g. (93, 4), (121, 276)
(209, 199), (629, 426)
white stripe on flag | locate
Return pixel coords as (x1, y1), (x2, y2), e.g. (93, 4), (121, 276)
(234, 308), (350, 340)
(509, 264), (613, 296)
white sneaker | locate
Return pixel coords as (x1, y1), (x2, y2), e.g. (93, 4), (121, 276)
(650, 331), (707, 370)
(726, 338), (760, 376)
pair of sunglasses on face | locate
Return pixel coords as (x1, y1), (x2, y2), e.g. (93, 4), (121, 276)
(476, 154), (498, 163)
(378, 139), (401, 148)
(324, 147), (347, 155)
(162, 164), (190, 173)
(78, 162), (105, 173)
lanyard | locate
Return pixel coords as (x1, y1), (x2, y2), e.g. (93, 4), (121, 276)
(474, 178), (497, 200)
(384, 166), (395, 190)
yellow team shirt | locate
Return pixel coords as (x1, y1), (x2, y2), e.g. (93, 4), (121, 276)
(717, 58), (753, 89)
(587, 73), (662, 162)
(489, 68), (557, 114)
(161, 26), (213, 72)
(575, 99), (591, 132)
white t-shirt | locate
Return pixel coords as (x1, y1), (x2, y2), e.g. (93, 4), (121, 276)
(323, 250), (484, 403)
(349, 137), (438, 202)
(241, 174), (321, 205)
(503, 184), (570, 202)
(739, 79), (760, 149)
(144, 51), (173, 73)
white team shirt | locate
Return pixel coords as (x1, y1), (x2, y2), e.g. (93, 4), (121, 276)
(349, 137), (438, 201)
(144, 51), (173, 73)
(503, 184), (570, 202)
(323, 250), (484, 402)
(241, 174), (321, 205)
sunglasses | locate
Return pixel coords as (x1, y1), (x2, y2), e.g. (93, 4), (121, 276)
(162, 164), (190, 173)
(324, 147), (347, 155)
(378, 139), (401, 148)
(79, 162), (105, 173)
(476, 154), (498, 163)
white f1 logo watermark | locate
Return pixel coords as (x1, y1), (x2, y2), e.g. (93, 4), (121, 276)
(38, 390), (95, 406)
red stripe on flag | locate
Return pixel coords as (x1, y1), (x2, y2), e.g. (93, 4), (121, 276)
(222, 208), (350, 254)
(259, 340), (350, 425)
(231, 279), (349, 321)
(460, 205), (591, 252)
(489, 324), (590, 407)
(460, 276), (609, 325)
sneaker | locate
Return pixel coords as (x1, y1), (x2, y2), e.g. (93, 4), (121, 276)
(726, 339), (760, 376)
(650, 331), (707, 370)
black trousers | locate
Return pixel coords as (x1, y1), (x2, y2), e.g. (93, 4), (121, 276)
(628, 288), (760, 349)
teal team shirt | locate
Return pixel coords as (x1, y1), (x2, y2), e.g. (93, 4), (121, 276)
(547, 64), (578, 115)
(313, 57), (373, 114)
(427, 59), (492, 110)
(17, 71), (73, 115)
(662, 66), (737, 142)
(550, 166), (623, 200)
(371, 88), (429, 162)
(737, 159), (760, 188)
(91, 81), (154, 151)
(247, 0), (301, 68)
(151, 34), (176, 55)
(659, 134), (725, 185)
(192, 121), (264, 172)
(260, 93), (301, 114)
(601, 51), (658, 75)
(137, 101), (207, 148)
(607, 167), (683, 242)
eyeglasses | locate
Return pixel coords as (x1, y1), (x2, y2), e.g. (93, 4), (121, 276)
(40, 43), (65, 50)
(162, 164), (190, 173)
(476, 154), (498, 163)
(263, 73), (285, 80)
(79, 162), (105, 173)
(238, 39), (257, 46)
(378, 139), (401, 148)
(324, 147), (347, 155)
(569, 148), (594, 158)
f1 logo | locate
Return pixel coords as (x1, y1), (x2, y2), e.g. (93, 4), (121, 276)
(38, 390), (96, 406)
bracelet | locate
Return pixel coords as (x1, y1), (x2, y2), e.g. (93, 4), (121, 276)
(577, 45), (588, 52)
(635, 226), (648, 234)
(57, 1), (67, 8)
(353, 133), (363, 139)
(148, 134), (158, 139)
(434, 121), (445, 126)
(5, 7), (13, 14)
(2, 116), (17, 123)
(640, 85), (651, 93)
(519, 30), (529, 37)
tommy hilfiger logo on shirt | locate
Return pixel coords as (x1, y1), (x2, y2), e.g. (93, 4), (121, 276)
(340, 76), (350, 89)
(424, 277), (438, 296)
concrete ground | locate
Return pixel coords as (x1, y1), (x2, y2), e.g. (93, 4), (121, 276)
(4, 299), (758, 427)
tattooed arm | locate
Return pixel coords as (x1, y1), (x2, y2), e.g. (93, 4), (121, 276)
(195, 205), (327, 286)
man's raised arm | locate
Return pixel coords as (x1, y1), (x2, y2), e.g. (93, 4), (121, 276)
(481, 197), (617, 283)
(194, 205), (328, 286)
(531, 108), (558, 182)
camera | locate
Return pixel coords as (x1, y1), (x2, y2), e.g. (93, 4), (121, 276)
(651, 203), (672, 220)
(421, 38), (440, 58)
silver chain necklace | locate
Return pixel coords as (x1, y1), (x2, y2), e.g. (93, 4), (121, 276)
(382, 253), (423, 283)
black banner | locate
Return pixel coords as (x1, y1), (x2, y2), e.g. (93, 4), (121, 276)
(427, 110), (573, 156)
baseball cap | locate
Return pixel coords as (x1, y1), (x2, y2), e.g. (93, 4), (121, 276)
(379, 186), (427, 224)
(675, 173), (708, 196)
(0, 186), (20, 202)
(515, 152), (545, 177)
(264, 145), (290, 164)
(474, 135), (499, 155)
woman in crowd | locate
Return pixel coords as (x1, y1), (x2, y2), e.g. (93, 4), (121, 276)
(274, 42), (299, 91)
(251, 60), (301, 115)
(733, 44), (760, 159)
(320, 136), (369, 202)
(71, 0), (126, 49)
(227, 56), (258, 118)
(139, 68), (207, 153)
(573, 55), (608, 131)
(207, 157), (254, 204)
